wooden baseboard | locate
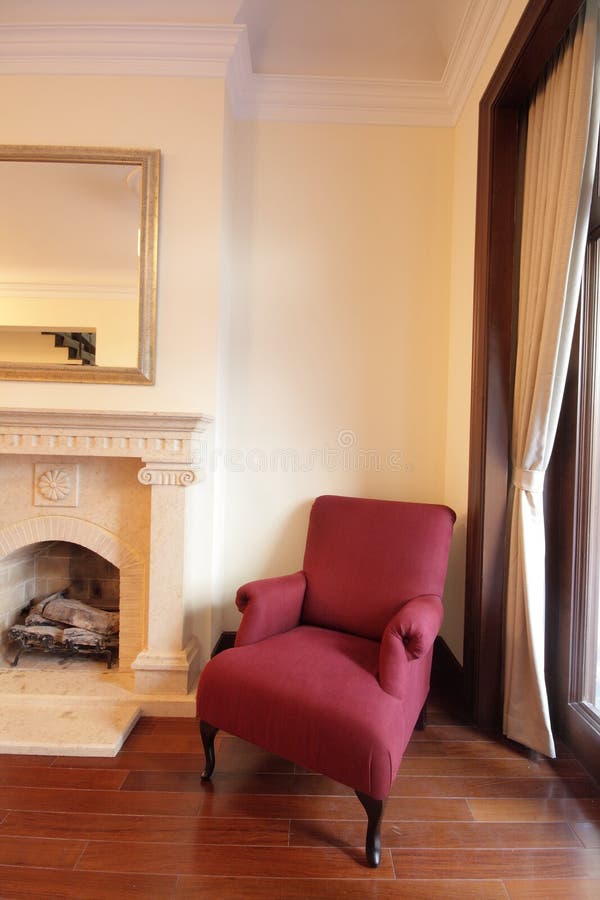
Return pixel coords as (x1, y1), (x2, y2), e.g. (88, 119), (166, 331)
(211, 631), (237, 657)
(431, 636), (466, 718)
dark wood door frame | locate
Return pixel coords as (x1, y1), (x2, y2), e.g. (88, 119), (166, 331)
(465, 0), (584, 729)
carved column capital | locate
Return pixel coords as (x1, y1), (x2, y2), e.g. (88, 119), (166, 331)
(137, 463), (204, 487)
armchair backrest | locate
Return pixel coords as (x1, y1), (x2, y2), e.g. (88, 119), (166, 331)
(301, 495), (456, 641)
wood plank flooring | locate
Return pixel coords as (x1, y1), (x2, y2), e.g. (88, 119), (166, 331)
(0, 697), (598, 899)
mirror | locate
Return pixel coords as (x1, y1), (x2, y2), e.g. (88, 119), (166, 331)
(0, 145), (160, 384)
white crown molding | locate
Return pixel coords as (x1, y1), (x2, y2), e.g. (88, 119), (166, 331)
(442, 0), (513, 121)
(224, 26), (453, 126)
(0, 23), (243, 78)
(0, 5), (511, 126)
(232, 71), (454, 127)
(225, 24), (253, 115)
(0, 282), (137, 302)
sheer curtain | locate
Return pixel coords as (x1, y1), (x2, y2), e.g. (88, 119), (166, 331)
(504, 0), (600, 758)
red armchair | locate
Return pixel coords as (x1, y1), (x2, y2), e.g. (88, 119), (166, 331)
(196, 494), (455, 866)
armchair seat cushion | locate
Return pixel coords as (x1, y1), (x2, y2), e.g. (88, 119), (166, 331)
(197, 624), (425, 799)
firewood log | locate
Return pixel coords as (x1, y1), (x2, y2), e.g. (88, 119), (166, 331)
(39, 596), (119, 635)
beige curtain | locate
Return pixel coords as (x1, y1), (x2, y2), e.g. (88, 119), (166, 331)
(504, 0), (600, 758)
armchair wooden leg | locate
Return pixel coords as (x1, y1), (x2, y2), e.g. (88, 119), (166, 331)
(199, 720), (219, 781)
(355, 790), (385, 867)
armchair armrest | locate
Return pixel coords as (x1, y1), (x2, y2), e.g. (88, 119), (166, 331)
(378, 594), (443, 699)
(234, 571), (307, 647)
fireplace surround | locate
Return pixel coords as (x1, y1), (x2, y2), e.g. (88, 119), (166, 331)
(0, 409), (214, 699)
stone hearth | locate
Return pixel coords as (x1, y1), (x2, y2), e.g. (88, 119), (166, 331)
(0, 409), (214, 754)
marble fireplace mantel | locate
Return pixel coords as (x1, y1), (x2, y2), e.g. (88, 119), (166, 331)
(0, 408), (212, 465)
(0, 408), (215, 700)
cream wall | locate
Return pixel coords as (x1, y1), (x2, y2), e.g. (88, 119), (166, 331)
(0, 75), (225, 413)
(215, 117), (455, 634)
(210, 97), (237, 638)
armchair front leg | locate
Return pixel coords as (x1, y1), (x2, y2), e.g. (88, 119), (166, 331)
(199, 720), (219, 780)
(355, 790), (385, 867)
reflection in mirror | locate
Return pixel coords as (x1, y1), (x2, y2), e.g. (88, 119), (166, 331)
(0, 146), (159, 384)
(0, 329), (97, 366)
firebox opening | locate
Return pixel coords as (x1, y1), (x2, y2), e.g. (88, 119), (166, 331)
(1, 540), (120, 669)
(34, 541), (120, 612)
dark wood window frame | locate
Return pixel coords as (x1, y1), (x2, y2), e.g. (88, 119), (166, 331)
(465, 0), (584, 729)
(547, 170), (600, 783)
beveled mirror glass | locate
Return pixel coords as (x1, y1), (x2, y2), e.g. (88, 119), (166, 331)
(0, 145), (159, 383)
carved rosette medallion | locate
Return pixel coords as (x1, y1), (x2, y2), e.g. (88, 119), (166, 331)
(38, 469), (71, 501)
(34, 463), (80, 507)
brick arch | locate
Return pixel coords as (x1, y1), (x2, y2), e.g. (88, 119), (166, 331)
(0, 516), (145, 670)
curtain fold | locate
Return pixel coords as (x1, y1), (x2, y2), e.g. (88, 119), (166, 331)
(504, 0), (600, 758)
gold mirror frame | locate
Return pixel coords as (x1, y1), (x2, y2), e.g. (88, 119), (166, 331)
(0, 145), (160, 384)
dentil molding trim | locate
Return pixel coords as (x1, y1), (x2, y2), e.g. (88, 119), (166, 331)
(0, 409), (213, 465)
(0, 0), (512, 126)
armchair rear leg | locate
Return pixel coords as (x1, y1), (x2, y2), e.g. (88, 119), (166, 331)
(199, 720), (219, 780)
(355, 790), (385, 867)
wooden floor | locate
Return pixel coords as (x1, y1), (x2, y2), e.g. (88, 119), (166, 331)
(0, 697), (599, 899)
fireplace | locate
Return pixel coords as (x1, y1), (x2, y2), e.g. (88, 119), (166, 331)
(0, 409), (214, 737)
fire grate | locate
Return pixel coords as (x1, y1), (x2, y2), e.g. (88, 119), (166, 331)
(7, 590), (119, 669)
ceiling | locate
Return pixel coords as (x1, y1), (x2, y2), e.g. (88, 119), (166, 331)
(235, 0), (472, 82)
(0, 0), (511, 124)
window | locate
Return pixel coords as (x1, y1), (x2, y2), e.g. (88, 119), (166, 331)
(573, 182), (600, 720)
(547, 149), (600, 781)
